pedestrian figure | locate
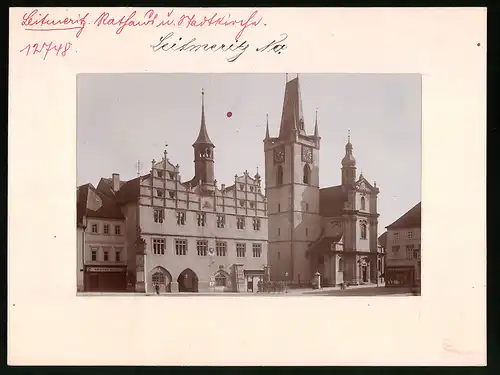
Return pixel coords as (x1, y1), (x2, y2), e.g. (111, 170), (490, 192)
(155, 284), (160, 295)
(340, 282), (346, 290)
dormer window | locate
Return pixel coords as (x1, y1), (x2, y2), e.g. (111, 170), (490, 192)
(157, 170), (163, 178)
(168, 190), (176, 199)
(240, 184), (244, 191)
(168, 172), (175, 179)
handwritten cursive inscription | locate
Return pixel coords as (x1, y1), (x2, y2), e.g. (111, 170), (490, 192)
(18, 8), (276, 61)
(19, 41), (73, 60)
(150, 32), (288, 63)
(22, 9), (89, 38)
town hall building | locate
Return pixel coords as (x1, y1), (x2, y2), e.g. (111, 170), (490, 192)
(90, 89), (268, 294)
(264, 76), (384, 287)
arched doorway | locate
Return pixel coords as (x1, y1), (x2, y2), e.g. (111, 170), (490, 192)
(177, 268), (199, 292)
(151, 266), (172, 293)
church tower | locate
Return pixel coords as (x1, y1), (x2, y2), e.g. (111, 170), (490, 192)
(191, 89), (215, 191)
(341, 131), (356, 186)
(264, 75), (322, 284)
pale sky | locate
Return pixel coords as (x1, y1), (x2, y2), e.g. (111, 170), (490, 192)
(77, 73), (421, 231)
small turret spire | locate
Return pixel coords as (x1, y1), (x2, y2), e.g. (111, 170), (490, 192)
(314, 108), (319, 137)
(265, 114), (270, 139)
(348, 129), (351, 144)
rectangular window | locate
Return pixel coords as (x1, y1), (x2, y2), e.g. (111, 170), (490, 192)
(408, 231), (413, 240)
(217, 214), (226, 228)
(278, 228), (281, 236)
(153, 238), (166, 255)
(197, 212), (206, 227)
(392, 245), (400, 254)
(168, 190), (176, 199)
(236, 243), (246, 258)
(156, 189), (164, 197)
(115, 249), (121, 262)
(91, 224), (98, 233)
(250, 186), (254, 192)
(168, 172), (175, 179)
(157, 170), (163, 178)
(413, 249), (420, 259)
(176, 211), (186, 225)
(240, 184), (244, 190)
(237, 217), (245, 230)
(114, 225), (121, 235)
(154, 209), (165, 223)
(252, 243), (262, 258)
(197, 240), (208, 256)
(305, 228), (309, 237)
(252, 218), (261, 231)
(278, 203), (281, 212)
(394, 232), (400, 242)
(338, 257), (344, 271)
(175, 239), (187, 256)
(103, 250), (109, 262)
(406, 245), (415, 260)
(216, 241), (227, 256)
(91, 249), (97, 261)
(103, 224), (110, 234)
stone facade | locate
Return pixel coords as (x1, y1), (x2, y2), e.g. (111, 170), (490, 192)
(264, 76), (382, 286)
(91, 89), (268, 293)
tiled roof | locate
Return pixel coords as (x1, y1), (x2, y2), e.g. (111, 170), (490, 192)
(114, 174), (151, 204)
(307, 234), (343, 256)
(77, 183), (125, 223)
(386, 202), (421, 229)
(319, 185), (348, 217)
(378, 232), (387, 248)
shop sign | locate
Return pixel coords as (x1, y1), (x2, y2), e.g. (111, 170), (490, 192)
(87, 267), (123, 273)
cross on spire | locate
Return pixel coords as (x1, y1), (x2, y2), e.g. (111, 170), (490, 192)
(164, 143), (169, 160)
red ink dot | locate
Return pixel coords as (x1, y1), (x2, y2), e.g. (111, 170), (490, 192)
(477, 42), (481, 46)
(227, 112), (233, 118)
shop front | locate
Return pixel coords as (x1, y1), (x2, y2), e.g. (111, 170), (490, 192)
(84, 265), (128, 292)
(385, 265), (414, 287)
(243, 269), (265, 293)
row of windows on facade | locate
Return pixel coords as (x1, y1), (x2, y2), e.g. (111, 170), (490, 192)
(90, 223), (121, 235)
(89, 247), (123, 262)
(154, 210), (262, 230)
(154, 166), (260, 193)
(152, 239), (263, 258)
(392, 231), (417, 242)
(151, 188), (262, 205)
(391, 244), (421, 259)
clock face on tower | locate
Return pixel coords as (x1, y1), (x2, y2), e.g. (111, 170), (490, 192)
(302, 146), (313, 163)
(274, 147), (285, 164)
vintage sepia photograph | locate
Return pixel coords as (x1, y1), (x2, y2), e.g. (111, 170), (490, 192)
(76, 73), (422, 296)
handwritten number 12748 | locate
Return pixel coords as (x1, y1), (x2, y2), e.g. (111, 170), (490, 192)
(20, 41), (72, 60)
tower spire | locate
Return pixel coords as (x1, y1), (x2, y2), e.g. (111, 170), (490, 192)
(279, 74), (305, 139)
(341, 129), (356, 186)
(193, 88), (214, 147)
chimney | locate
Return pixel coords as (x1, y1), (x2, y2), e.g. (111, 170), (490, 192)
(112, 173), (120, 192)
